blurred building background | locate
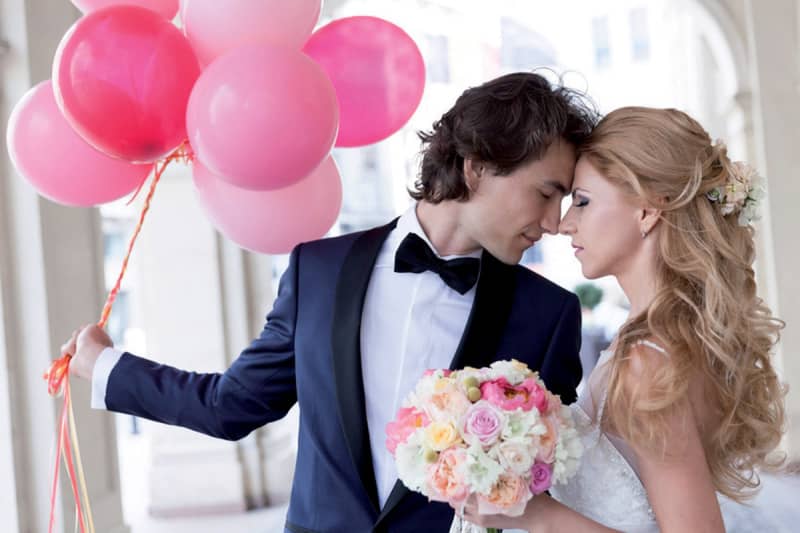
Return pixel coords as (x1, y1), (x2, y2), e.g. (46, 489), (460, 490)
(1, 0), (798, 532)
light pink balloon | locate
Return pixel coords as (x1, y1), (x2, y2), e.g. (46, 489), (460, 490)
(186, 43), (339, 191)
(180, 0), (321, 66)
(71, 0), (179, 20)
(6, 81), (153, 207)
(303, 16), (426, 147)
(193, 157), (342, 254)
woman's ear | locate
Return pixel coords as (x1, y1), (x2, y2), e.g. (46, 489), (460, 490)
(639, 206), (662, 238)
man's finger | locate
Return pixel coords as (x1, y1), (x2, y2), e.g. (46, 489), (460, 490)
(61, 332), (78, 356)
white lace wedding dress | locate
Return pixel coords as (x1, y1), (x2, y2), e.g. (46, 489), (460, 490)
(549, 341), (780, 533)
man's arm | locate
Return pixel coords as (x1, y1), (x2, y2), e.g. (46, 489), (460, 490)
(67, 245), (303, 441)
(540, 293), (583, 405)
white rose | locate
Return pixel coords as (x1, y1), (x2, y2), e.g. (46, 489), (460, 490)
(488, 359), (529, 385)
(492, 440), (535, 475)
(395, 431), (430, 494)
(463, 445), (504, 495)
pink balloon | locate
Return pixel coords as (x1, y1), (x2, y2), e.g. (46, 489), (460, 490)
(71, 0), (179, 20)
(186, 44), (339, 191)
(53, 5), (200, 163)
(303, 16), (426, 148)
(193, 157), (342, 254)
(6, 81), (153, 206)
(180, 0), (321, 66)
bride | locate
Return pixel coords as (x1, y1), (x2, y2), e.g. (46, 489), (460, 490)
(457, 107), (786, 532)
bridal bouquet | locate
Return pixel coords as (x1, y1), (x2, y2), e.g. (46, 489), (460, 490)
(386, 360), (582, 533)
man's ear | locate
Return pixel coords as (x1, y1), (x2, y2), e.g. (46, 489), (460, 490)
(463, 158), (485, 193)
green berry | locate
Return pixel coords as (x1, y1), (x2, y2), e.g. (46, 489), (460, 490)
(464, 376), (480, 389)
(467, 387), (482, 403)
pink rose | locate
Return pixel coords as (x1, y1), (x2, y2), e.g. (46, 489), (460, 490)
(386, 406), (430, 455)
(480, 377), (548, 412)
(463, 401), (503, 446)
(428, 448), (469, 505)
(529, 461), (553, 495)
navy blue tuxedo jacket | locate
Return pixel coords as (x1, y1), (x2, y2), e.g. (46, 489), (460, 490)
(105, 219), (583, 532)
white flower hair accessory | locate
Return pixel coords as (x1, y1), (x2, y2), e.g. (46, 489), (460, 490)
(705, 143), (765, 226)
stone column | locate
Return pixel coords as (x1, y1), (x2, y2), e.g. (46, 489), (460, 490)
(742, 0), (800, 459)
(131, 162), (297, 514)
(130, 165), (247, 516)
(0, 0), (130, 529)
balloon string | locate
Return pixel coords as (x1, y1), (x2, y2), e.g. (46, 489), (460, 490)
(68, 384), (96, 533)
(60, 383), (86, 533)
(98, 151), (176, 329)
(124, 172), (150, 207)
(43, 141), (191, 533)
(48, 394), (67, 533)
(44, 144), (187, 394)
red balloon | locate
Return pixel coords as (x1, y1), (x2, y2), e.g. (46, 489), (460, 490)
(53, 5), (200, 163)
(303, 16), (426, 147)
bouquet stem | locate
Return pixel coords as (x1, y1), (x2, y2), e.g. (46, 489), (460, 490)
(449, 514), (501, 533)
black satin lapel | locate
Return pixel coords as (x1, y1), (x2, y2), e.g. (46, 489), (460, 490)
(449, 251), (518, 370)
(374, 251), (517, 528)
(331, 219), (398, 514)
(373, 481), (409, 531)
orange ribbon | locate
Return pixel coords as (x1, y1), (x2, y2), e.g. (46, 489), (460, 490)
(43, 143), (192, 533)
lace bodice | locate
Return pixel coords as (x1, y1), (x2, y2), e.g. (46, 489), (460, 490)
(550, 344), (659, 532)
(550, 342), (778, 533)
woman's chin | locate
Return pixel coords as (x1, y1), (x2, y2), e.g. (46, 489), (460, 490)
(579, 263), (602, 280)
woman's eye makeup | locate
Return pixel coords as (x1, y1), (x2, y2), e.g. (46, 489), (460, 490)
(572, 193), (590, 207)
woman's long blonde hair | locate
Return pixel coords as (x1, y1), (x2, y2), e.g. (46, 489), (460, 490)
(581, 107), (786, 501)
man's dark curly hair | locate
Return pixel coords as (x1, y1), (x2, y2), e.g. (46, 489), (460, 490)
(411, 72), (599, 203)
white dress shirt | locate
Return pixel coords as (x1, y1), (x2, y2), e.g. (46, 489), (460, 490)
(91, 204), (480, 509)
(361, 205), (479, 507)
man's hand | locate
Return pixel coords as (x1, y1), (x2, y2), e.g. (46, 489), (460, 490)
(61, 324), (113, 380)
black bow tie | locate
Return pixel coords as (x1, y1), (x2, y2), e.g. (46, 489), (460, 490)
(394, 233), (481, 295)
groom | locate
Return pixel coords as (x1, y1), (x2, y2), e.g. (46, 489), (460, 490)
(65, 72), (597, 532)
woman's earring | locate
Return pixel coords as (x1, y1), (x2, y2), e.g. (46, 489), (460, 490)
(641, 229), (648, 239)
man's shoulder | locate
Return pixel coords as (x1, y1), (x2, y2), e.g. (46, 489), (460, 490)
(297, 220), (396, 259)
(510, 264), (577, 305)
(301, 230), (363, 253)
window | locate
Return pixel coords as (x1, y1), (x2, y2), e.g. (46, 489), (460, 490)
(592, 16), (611, 68)
(362, 146), (379, 172)
(500, 18), (556, 70)
(425, 35), (450, 83)
(629, 8), (650, 61)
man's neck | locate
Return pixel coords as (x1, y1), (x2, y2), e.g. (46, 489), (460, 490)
(414, 200), (482, 257)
